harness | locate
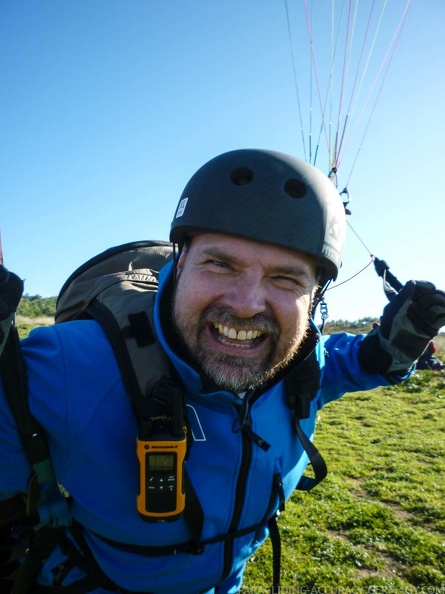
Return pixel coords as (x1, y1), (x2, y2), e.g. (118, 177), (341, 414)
(0, 241), (327, 594)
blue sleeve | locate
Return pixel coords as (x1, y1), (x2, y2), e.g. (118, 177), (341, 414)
(0, 325), (70, 499)
(317, 332), (408, 409)
(0, 377), (32, 498)
(0, 321), (121, 501)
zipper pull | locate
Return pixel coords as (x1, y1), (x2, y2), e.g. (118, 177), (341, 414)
(273, 473), (286, 513)
(242, 420), (271, 452)
(233, 392), (271, 451)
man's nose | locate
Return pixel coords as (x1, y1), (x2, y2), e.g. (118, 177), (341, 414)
(223, 276), (267, 318)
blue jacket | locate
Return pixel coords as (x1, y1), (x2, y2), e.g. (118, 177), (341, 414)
(0, 262), (398, 593)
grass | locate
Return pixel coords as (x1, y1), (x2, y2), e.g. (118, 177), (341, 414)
(241, 371), (445, 593)
(16, 315), (53, 338)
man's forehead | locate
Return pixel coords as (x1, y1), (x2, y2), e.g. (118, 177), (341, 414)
(188, 232), (317, 274)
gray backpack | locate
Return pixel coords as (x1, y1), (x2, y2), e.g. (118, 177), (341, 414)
(56, 240), (174, 401)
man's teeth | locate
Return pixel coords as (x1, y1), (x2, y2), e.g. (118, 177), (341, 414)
(214, 324), (263, 341)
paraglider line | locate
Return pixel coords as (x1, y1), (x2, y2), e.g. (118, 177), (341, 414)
(327, 257), (374, 291)
(284, 0), (307, 161)
(347, 219), (373, 255)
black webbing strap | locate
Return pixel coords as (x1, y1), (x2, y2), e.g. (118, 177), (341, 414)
(182, 470), (204, 552)
(0, 327), (51, 471)
(10, 528), (64, 594)
(295, 420), (327, 490)
(283, 344), (328, 491)
(18, 523), (144, 594)
(0, 494), (26, 528)
(268, 514), (281, 594)
(89, 511), (276, 557)
(284, 344), (320, 421)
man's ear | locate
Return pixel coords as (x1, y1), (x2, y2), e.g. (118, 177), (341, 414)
(176, 251), (186, 273)
(176, 239), (192, 273)
(176, 243), (191, 274)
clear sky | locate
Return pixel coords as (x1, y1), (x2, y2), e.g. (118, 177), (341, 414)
(1, 0), (444, 323)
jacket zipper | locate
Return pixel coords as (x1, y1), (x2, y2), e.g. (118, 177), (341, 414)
(218, 421), (251, 585)
(265, 473), (285, 520)
(217, 392), (270, 586)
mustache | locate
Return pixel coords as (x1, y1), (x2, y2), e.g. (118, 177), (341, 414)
(200, 305), (280, 336)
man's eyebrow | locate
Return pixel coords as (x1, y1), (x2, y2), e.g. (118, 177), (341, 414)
(199, 246), (238, 262)
(199, 247), (314, 278)
(269, 264), (313, 278)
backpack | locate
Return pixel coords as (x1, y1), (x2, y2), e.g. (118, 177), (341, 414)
(0, 240), (326, 594)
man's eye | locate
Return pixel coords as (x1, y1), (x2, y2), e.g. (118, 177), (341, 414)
(207, 260), (229, 269)
(273, 276), (301, 287)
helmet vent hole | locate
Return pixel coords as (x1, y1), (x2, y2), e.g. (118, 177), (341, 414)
(231, 167), (254, 186)
(284, 179), (307, 199)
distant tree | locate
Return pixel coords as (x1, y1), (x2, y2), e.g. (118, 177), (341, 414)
(18, 294), (57, 318)
(324, 317), (377, 335)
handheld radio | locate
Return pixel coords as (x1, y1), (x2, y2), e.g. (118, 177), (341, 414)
(136, 382), (188, 522)
(136, 426), (187, 521)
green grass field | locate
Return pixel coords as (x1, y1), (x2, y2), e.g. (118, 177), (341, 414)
(242, 371), (445, 593)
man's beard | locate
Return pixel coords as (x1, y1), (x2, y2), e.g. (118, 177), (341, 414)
(173, 303), (310, 393)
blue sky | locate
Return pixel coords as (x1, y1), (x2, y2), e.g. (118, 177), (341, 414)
(1, 0), (444, 323)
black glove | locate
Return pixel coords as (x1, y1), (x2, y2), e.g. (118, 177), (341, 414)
(359, 280), (445, 375)
(373, 257), (390, 278)
(0, 265), (24, 356)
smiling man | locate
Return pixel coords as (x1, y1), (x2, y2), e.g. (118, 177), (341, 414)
(1, 149), (444, 594)
(173, 233), (318, 393)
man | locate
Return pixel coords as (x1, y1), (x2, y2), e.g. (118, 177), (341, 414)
(173, 233), (318, 393)
(1, 149), (444, 593)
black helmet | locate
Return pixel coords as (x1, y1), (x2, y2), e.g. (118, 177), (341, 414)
(170, 149), (346, 287)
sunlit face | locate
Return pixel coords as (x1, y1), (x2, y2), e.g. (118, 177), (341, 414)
(172, 233), (318, 393)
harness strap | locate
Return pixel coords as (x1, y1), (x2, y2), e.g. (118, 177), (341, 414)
(93, 511), (275, 557)
(20, 514), (279, 593)
(0, 494), (26, 529)
(0, 328), (52, 477)
(31, 573), (114, 594)
(295, 421), (327, 490)
(11, 528), (64, 594)
(283, 341), (328, 491)
(182, 471), (204, 552)
(267, 515), (281, 594)
(21, 523), (144, 594)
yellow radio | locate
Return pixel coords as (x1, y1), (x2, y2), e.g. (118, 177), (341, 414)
(136, 430), (187, 521)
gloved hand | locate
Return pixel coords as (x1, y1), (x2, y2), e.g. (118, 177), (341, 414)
(359, 280), (445, 375)
(0, 265), (24, 356)
(373, 257), (390, 278)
